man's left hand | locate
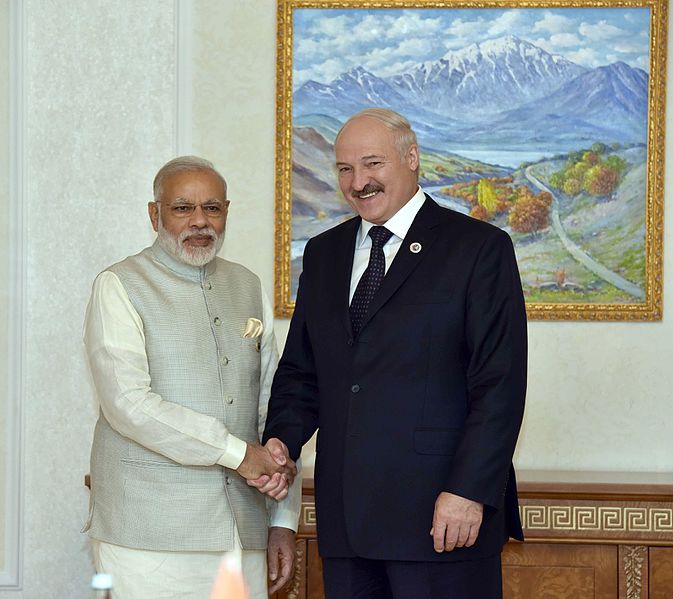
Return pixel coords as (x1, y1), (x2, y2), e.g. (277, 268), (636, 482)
(267, 526), (296, 594)
(430, 492), (483, 552)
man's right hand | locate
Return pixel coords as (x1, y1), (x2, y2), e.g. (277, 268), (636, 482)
(246, 438), (296, 500)
(236, 441), (296, 486)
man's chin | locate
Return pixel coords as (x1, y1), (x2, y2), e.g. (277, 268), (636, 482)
(156, 225), (223, 267)
(181, 245), (217, 267)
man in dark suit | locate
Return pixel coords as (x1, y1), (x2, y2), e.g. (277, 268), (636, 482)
(262, 108), (527, 598)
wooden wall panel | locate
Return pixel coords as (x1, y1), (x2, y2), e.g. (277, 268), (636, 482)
(503, 543), (618, 599)
(649, 547), (673, 599)
(275, 475), (673, 598)
(306, 539), (324, 599)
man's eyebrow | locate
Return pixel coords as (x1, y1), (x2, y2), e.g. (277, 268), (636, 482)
(335, 154), (386, 167)
(170, 196), (224, 203)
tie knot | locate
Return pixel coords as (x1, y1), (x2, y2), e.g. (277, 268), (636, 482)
(368, 226), (393, 249)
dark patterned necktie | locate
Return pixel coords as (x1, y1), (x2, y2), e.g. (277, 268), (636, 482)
(350, 226), (393, 336)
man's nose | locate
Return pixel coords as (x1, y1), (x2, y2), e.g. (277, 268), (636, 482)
(352, 167), (369, 191)
(188, 205), (209, 227)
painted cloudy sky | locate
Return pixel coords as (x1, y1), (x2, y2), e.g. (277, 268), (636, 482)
(293, 8), (650, 88)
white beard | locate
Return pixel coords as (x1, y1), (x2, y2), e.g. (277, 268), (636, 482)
(156, 218), (224, 267)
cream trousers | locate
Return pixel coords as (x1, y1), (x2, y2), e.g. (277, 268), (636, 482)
(91, 527), (267, 598)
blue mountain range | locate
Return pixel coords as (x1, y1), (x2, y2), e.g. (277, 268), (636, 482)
(294, 35), (648, 149)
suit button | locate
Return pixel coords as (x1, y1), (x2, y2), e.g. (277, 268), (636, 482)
(226, 396), (234, 405)
(214, 317), (221, 326)
(351, 384), (360, 393)
(221, 356), (230, 366)
(225, 476), (232, 485)
(347, 338), (353, 346)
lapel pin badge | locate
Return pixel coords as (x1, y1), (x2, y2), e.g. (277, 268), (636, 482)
(409, 242), (422, 254)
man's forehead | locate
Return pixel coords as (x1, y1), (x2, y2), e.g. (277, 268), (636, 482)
(164, 169), (216, 183)
(336, 119), (395, 155)
(163, 170), (225, 194)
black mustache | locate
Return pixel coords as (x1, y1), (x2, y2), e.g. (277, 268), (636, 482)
(356, 184), (384, 196)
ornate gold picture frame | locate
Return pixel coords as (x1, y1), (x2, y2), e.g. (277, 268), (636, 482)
(274, 0), (666, 320)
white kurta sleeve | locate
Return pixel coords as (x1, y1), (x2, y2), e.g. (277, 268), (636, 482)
(257, 289), (302, 532)
(84, 270), (247, 469)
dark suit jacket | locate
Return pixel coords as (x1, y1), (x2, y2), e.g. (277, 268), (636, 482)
(264, 196), (527, 562)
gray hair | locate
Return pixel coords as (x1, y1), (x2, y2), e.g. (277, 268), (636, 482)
(153, 155), (227, 202)
(336, 108), (418, 160)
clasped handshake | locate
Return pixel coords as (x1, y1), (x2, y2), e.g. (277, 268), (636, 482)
(236, 437), (296, 501)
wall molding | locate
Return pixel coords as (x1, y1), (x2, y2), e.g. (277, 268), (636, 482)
(1, 0), (25, 588)
(519, 498), (673, 544)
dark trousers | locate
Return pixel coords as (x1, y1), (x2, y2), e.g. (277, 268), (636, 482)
(322, 554), (502, 599)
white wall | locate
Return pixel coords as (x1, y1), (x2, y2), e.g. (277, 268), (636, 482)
(1, 1), (177, 596)
(0, 0), (10, 578)
(1, 0), (671, 596)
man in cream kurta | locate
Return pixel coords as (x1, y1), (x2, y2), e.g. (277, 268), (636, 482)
(83, 156), (300, 598)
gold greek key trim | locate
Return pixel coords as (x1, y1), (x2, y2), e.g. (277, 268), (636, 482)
(520, 505), (673, 533)
(301, 501), (317, 527)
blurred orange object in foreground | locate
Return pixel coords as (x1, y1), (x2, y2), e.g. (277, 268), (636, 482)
(210, 555), (249, 599)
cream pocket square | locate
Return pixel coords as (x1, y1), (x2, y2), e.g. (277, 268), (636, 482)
(243, 317), (263, 338)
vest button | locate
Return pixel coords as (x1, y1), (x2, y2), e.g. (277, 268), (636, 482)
(226, 396), (234, 405)
(351, 384), (360, 393)
(221, 356), (230, 366)
(214, 317), (221, 326)
(225, 476), (231, 485)
(204, 281), (212, 290)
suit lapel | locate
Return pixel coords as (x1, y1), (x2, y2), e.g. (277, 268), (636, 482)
(326, 217), (360, 336)
(357, 196), (441, 334)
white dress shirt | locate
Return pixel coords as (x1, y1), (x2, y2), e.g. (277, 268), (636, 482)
(349, 186), (426, 302)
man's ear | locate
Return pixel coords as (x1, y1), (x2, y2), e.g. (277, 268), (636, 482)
(407, 144), (419, 172)
(148, 201), (159, 232)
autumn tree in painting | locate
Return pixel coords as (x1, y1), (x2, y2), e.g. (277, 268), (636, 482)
(477, 178), (498, 215)
(445, 176), (552, 232)
(508, 193), (551, 235)
(584, 164), (619, 196)
(469, 204), (489, 221)
(550, 145), (627, 198)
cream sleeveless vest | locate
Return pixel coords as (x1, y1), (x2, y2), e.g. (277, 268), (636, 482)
(86, 242), (268, 551)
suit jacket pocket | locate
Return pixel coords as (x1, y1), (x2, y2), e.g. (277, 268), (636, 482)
(413, 428), (462, 455)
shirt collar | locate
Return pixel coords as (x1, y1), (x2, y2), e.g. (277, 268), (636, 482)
(356, 186), (426, 248)
(150, 239), (217, 282)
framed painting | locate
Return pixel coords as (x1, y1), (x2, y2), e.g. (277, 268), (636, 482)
(274, 0), (666, 320)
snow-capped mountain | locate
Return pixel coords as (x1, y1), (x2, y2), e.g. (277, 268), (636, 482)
(472, 61), (650, 145)
(389, 35), (587, 118)
(294, 66), (409, 119)
(537, 61), (648, 123)
(293, 36), (648, 148)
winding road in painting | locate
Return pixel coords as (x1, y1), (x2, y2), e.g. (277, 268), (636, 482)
(524, 166), (645, 300)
